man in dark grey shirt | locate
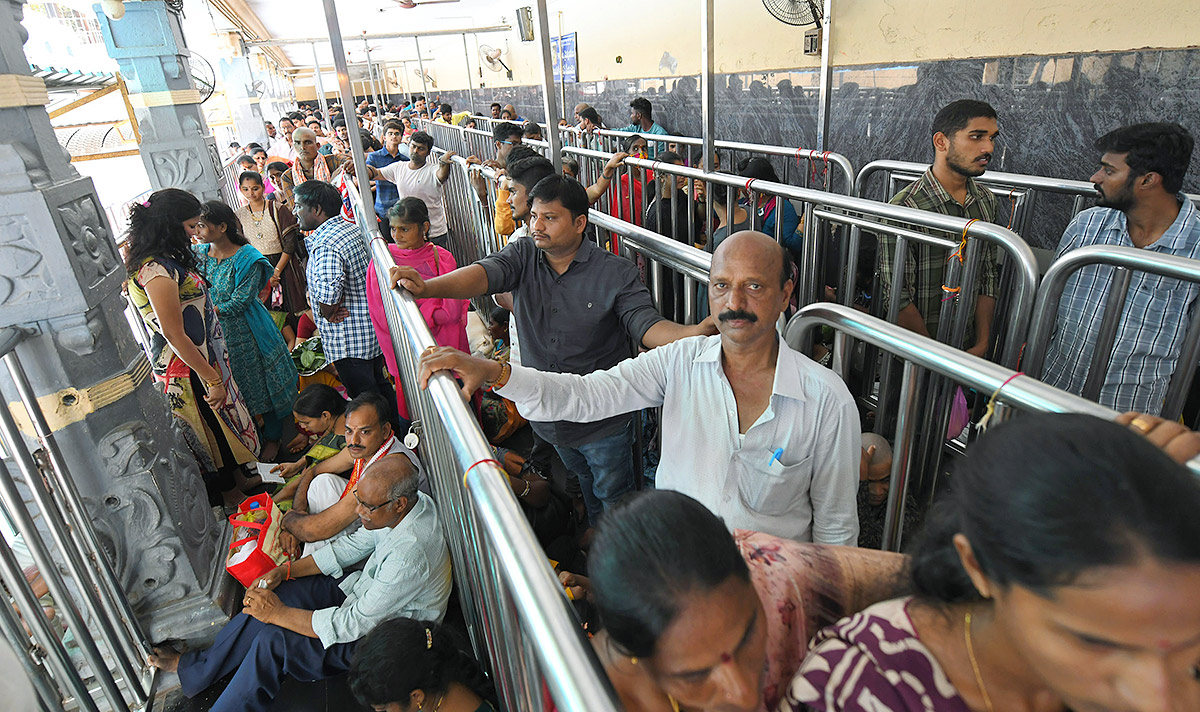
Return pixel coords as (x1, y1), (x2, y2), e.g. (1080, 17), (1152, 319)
(390, 175), (714, 524)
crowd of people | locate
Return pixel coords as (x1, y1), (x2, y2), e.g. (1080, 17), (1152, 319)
(130, 92), (1200, 712)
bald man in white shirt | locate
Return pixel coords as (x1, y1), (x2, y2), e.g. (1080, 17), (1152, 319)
(418, 231), (860, 544)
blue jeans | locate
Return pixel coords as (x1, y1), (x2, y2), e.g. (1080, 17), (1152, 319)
(554, 419), (635, 524)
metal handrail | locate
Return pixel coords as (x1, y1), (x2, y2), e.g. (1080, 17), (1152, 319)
(1024, 244), (1200, 420)
(566, 149), (1039, 367)
(343, 176), (620, 711)
(560, 125), (856, 195)
(854, 159), (1200, 239)
(784, 302), (1200, 549)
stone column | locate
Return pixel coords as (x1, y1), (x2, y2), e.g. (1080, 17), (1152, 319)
(0, 0), (233, 645)
(217, 32), (268, 148)
(92, 0), (223, 200)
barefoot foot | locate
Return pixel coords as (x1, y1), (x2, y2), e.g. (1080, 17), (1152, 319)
(148, 647), (180, 673)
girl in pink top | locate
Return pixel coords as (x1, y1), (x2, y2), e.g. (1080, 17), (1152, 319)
(366, 197), (469, 421)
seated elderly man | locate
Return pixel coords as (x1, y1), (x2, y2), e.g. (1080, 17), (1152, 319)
(148, 456), (450, 712)
(282, 392), (420, 558)
(419, 231), (860, 545)
(276, 126), (346, 209)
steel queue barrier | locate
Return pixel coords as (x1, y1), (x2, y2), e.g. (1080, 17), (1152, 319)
(783, 303), (1200, 551)
(0, 329), (153, 712)
(855, 159), (1200, 236)
(1023, 244), (1200, 422)
(462, 115), (857, 196)
(340, 178), (620, 712)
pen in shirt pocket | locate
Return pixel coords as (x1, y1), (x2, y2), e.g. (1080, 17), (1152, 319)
(768, 448), (784, 466)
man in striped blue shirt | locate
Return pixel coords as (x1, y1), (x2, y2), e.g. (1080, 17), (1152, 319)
(1041, 123), (1199, 414)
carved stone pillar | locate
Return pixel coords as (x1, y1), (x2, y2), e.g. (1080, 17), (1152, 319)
(92, 0), (223, 200)
(0, 0), (233, 645)
(217, 32), (268, 149)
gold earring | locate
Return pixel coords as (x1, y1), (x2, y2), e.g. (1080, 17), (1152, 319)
(629, 656), (638, 666)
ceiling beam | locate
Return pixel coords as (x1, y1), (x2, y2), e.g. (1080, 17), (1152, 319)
(207, 0), (294, 68)
(245, 25), (511, 47)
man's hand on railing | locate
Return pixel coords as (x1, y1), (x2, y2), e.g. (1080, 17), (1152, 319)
(1115, 412), (1200, 464)
(418, 346), (503, 401)
(389, 265), (429, 296)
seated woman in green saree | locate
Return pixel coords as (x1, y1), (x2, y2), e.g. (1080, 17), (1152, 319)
(271, 384), (349, 510)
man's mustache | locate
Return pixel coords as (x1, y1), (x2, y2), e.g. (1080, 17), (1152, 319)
(718, 310), (757, 323)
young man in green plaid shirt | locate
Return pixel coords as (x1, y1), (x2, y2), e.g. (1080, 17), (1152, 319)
(877, 100), (1002, 356)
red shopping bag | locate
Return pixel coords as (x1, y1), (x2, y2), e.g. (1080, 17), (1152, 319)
(225, 493), (289, 587)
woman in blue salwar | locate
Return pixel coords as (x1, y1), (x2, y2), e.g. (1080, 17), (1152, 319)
(194, 200), (298, 462)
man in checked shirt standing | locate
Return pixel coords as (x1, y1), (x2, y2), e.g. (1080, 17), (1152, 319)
(294, 180), (399, 415)
(877, 99), (1002, 357)
(1041, 123), (1199, 415)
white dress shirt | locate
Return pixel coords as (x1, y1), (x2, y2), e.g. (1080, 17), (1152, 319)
(497, 334), (860, 544)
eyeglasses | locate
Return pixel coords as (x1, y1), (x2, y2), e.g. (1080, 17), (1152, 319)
(352, 488), (395, 513)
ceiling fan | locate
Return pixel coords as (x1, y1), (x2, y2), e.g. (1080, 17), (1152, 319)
(479, 44), (513, 80)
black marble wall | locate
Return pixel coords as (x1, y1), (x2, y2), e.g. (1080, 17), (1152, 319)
(430, 48), (1200, 249)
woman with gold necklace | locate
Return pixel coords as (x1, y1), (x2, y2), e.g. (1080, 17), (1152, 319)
(779, 412), (1200, 712)
(235, 170), (308, 346)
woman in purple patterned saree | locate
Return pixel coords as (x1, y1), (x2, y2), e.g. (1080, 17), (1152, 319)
(779, 413), (1200, 712)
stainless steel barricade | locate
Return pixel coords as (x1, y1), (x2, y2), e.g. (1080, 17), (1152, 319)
(854, 159), (1200, 240)
(218, 154), (243, 208)
(562, 149), (1038, 365)
(341, 179), (620, 712)
(1024, 244), (1200, 421)
(784, 303), (1200, 551)
(0, 328), (153, 712)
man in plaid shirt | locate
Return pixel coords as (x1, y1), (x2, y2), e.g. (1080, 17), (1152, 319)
(878, 100), (1001, 355)
(1041, 123), (1199, 414)
(294, 180), (397, 411)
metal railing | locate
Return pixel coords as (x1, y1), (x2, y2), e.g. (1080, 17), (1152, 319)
(854, 159), (1200, 239)
(218, 154), (242, 208)
(0, 329), (153, 712)
(457, 116), (857, 194)
(784, 303), (1200, 551)
(344, 174), (619, 711)
(1024, 244), (1200, 421)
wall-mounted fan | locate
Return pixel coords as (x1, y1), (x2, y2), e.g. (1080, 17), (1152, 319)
(761, 0), (822, 27)
(478, 45), (513, 80)
(388, 0), (459, 7)
(412, 68), (437, 88)
(189, 53), (217, 102)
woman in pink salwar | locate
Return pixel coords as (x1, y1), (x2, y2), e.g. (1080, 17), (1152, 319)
(366, 197), (469, 421)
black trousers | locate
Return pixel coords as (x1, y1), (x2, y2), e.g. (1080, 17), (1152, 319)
(333, 355), (405, 432)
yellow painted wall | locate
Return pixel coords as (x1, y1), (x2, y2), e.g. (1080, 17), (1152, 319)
(289, 0), (1200, 96)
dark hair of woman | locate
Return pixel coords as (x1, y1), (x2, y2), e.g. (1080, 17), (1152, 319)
(908, 413), (1200, 604)
(266, 161), (290, 174)
(589, 490), (749, 658)
(292, 384), (346, 419)
(199, 201), (249, 248)
(238, 170), (264, 187)
(124, 187), (203, 276)
(349, 617), (494, 708)
(386, 196), (431, 226)
(737, 156), (782, 184)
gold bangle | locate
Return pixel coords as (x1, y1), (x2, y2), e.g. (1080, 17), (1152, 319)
(204, 375), (223, 388)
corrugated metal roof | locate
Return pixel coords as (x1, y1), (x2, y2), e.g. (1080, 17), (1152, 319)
(30, 64), (115, 90)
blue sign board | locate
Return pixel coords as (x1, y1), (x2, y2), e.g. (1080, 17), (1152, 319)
(550, 32), (577, 83)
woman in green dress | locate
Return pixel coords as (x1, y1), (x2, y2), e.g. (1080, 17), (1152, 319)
(193, 201), (298, 462)
(124, 188), (260, 507)
(270, 384), (348, 510)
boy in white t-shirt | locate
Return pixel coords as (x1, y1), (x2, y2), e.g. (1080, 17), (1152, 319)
(363, 130), (455, 248)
